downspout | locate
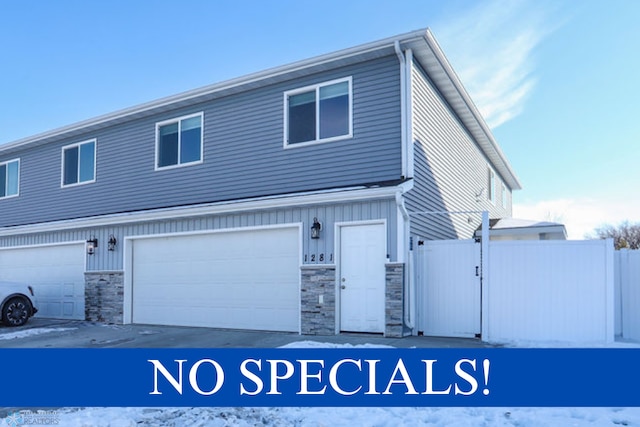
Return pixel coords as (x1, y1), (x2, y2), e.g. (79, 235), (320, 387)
(396, 188), (414, 330)
(395, 41), (415, 331)
(394, 41), (407, 179)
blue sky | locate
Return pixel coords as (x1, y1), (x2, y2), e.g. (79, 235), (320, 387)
(1, 0), (638, 238)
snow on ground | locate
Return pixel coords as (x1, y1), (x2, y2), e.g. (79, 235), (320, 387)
(0, 327), (76, 340)
(51, 406), (640, 426)
(17, 340), (640, 426)
(489, 339), (640, 348)
(279, 340), (394, 349)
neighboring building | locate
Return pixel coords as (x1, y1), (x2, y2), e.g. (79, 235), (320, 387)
(0, 28), (520, 337)
(474, 218), (568, 241)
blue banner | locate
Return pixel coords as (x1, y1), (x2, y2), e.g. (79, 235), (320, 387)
(1, 348), (638, 407)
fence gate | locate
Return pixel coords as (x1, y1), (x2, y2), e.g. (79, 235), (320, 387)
(415, 239), (481, 338)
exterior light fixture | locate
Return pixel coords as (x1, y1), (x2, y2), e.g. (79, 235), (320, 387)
(311, 217), (322, 239)
(86, 236), (98, 255)
(108, 234), (117, 251)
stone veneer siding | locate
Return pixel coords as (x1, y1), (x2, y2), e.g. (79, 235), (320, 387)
(301, 263), (406, 337)
(385, 262), (405, 337)
(300, 265), (336, 335)
(85, 271), (124, 324)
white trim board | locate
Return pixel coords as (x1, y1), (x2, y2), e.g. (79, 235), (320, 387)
(0, 185), (399, 237)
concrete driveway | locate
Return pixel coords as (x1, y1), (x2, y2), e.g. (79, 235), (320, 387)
(0, 318), (493, 348)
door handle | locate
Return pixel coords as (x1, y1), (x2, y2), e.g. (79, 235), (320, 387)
(341, 285), (346, 289)
(475, 266), (479, 277)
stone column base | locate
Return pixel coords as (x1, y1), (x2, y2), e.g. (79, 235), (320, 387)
(301, 265), (336, 335)
(85, 271), (124, 324)
(385, 263), (405, 338)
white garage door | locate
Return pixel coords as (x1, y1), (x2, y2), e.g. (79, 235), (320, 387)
(0, 243), (86, 319)
(131, 227), (300, 332)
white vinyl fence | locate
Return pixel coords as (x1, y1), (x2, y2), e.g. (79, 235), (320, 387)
(484, 240), (614, 344)
(615, 249), (640, 341)
(414, 240), (481, 338)
(416, 238), (616, 344)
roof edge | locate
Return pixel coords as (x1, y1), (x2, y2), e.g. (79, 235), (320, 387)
(421, 29), (522, 190)
(1, 28), (428, 153)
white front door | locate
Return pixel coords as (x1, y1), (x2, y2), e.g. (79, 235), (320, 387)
(339, 223), (386, 333)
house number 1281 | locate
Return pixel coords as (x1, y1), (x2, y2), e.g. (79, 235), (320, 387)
(304, 253), (332, 263)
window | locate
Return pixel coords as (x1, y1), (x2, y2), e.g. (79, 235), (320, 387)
(285, 77), (352, 147)
(156, 113), (203, 169)
(501, 183), (508, 209)
(0, 159), (19, 199)
(488, 167), (496, 204)
(62, 140), (96, 187)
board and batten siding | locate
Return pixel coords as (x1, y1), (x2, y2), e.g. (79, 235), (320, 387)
(406, 59), (511, 240)
(0, 55), (401, 228)
(0, 198), (398, 271)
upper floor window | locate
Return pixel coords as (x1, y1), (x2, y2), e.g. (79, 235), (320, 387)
(501, 183), (508, 209)
(62, 140), (96, 187)
(156, 113), (203, 169)
(284, 77), (352, 147)
(0, 159), (19, 199)
(487, 167), (496, 204)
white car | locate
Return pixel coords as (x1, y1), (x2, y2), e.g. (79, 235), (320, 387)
(0, 282), (38, 327)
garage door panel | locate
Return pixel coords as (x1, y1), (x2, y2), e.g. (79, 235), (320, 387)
(0, 244), (85, 320)
(132, 227), (300, 332)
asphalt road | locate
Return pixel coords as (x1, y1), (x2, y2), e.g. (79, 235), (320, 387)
(0, 318), (492, 348)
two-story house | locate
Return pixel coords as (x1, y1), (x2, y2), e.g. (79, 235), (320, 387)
(0, 28), (520, 337)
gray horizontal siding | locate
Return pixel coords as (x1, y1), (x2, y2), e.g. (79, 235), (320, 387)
(0, 56), (401, 227)
(406, 59), (511, 240)
(0, 198), (398, 271)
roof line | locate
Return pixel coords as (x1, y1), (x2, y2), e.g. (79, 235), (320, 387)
(0, 28), (427, 153)
(421, 29), (522, 190)
(1, 27), (521, 190)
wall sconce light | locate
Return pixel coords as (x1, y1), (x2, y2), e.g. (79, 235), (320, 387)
(86, 236), (98, 255)
(108, 234), (117, 251)
(311, 217), (322, 239)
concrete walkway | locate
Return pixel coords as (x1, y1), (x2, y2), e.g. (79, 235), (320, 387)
(0, 318), (493, 348)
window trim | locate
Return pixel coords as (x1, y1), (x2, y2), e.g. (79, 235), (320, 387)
(0, 158), (20, 199)
(283, 76), (353, 149)
(61, 139), (96, 188)
(155, 112), (204, 171)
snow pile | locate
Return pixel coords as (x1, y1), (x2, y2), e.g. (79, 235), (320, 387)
(0, 327), (76, 340)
